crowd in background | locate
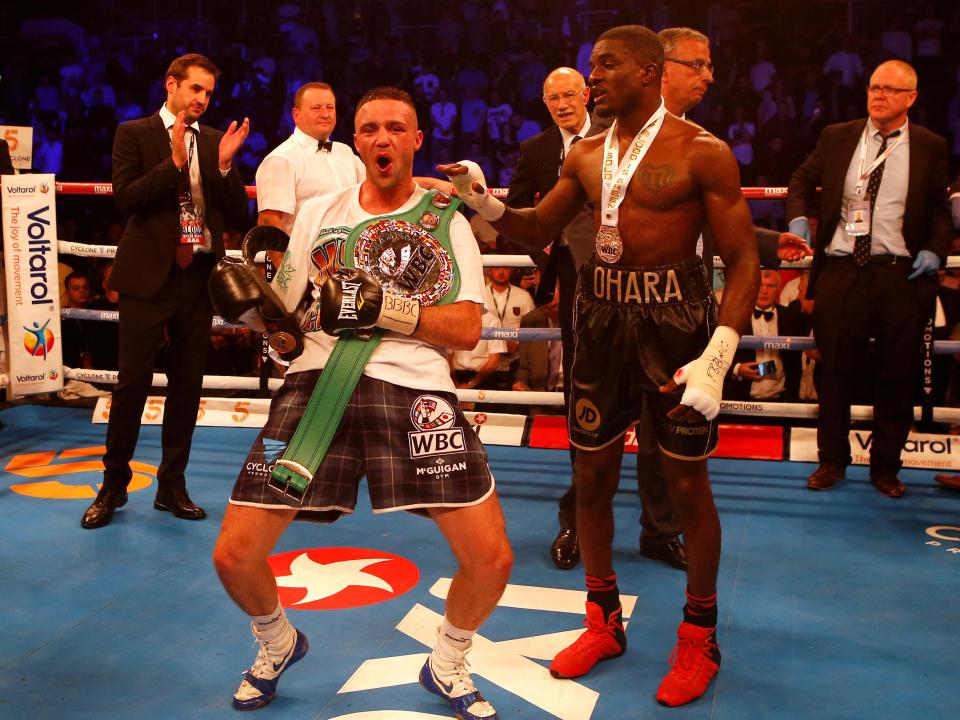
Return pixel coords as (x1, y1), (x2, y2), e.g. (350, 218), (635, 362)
(3, 0), (960, 418)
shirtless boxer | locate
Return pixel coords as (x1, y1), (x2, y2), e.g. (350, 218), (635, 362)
(440, 25), (759, 706)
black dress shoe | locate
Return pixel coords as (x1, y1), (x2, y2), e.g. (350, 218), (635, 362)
(550, 527), (580, 570)
(81, 486), (128, 529)
(154, 487), (206, 520)
(640, 537), (688, 571)
(870, 473), (906, 498)
(807, 462), (845, 491)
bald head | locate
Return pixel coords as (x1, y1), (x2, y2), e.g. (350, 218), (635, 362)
(542, 67), (589, 134)
(867, 60), (918, 133)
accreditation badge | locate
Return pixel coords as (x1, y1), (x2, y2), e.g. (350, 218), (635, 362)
(179, 201), (204, 245)
(354, 218), (455, 306)
(844, 198), (871, 238)
(595, 224), (624, 264)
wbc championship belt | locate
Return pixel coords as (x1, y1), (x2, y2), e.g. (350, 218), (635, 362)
(269, 190), (461, 505)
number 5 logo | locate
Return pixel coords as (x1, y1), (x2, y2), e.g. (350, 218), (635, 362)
(4, 128), (19, 152)
(232, 401), (250, 423)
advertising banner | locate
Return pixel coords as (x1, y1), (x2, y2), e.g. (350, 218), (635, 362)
(2, 173), (63, 396)
(1, 125), (34, 170)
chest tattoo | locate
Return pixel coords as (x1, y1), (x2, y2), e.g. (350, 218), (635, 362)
(638, 163), (675, 194)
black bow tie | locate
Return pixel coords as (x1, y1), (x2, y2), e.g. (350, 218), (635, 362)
(318, 140), (333, 153)
(754, 308), (774, 321)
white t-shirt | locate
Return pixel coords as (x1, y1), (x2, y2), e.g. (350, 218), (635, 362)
(485, 282), (534, 371)
(450, 310), (508, 371)
(255, 128), (366, 232)
(275, 184), (486, 392)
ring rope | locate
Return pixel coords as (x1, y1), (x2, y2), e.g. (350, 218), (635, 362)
(51, 310), (960, 355)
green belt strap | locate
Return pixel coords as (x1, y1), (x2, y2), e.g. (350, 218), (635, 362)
(269, 190), (461, 504)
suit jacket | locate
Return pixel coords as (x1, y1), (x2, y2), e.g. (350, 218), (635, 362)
(109, 113), (248, 300)
(723, 302), (807, 402)
(786, 118), (951, 298)
(506, 125), (566, 268)
(514, 306), (555, 391)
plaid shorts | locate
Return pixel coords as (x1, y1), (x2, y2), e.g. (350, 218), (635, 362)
(230, 369), (495, 522)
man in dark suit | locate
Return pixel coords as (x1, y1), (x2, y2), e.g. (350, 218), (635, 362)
(82, 53), (249, 529)
(787, 59), (951, 498)
(506, 66), (590, 569)
(724, 269), (806, 402)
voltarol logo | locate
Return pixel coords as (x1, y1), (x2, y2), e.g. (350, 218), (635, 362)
(269, 547), (419, 610)
(925, 525), (960, 556)
(23, 319), (55, 358)
(21, 205), (55, 306)
(5, 446), (155, 499)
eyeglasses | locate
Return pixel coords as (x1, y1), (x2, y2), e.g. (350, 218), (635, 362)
(665, 57), (715, 75)
(866, 85), (915, 96)
(544, 89), (585, 106)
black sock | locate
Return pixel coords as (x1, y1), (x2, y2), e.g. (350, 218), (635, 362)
(586, 572), (626, 645)
(683, 588), (718, 629)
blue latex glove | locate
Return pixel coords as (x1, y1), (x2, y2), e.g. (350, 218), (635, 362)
(952, 195), (960, 231)
(907, 249), (940, 280)
(787, 217), (811, 245)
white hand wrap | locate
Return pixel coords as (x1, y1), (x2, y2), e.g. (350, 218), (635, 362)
(446, 160), (505, 222)
(377, 292), (421, 335)
(671, 326), (739, 421)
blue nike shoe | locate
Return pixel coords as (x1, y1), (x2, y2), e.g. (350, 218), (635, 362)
(419, 654), (499, 719)
(232, 627), (309, 711)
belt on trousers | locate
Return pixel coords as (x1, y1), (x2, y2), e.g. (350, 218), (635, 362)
(827, 254), (904, 265)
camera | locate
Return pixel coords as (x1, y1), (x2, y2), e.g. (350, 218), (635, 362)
(756, 360), (777, 377)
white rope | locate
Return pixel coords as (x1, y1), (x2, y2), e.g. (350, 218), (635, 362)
(54, 369), (960, 421)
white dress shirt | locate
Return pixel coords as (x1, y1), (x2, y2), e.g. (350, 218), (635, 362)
(256, 128), (366, 232)
(159, 104), (213, 252)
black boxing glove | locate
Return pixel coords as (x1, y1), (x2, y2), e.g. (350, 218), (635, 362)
(319, 267), (421, 337)
(208, 257), (304, 361)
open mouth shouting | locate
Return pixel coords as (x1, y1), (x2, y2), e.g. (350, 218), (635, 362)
(375, 152), (394, 175)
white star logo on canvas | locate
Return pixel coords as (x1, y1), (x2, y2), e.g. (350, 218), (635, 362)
(275, 554), (395, 605)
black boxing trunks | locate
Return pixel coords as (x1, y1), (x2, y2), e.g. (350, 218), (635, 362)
(569, 256), (719, 459)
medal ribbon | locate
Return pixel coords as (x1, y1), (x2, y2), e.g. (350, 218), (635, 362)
(600, 97), (667, 231)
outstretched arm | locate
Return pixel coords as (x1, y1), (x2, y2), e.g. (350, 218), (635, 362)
(438, 155), (588, 252)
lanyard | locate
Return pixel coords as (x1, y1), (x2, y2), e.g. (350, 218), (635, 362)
(600, 98), (667, 229)
(490, 285), (511, 323)
(854, 124), (905, 197)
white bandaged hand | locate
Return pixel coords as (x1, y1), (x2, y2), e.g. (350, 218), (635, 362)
(671, 326), (739, 421)
(445, 160), (505, 222)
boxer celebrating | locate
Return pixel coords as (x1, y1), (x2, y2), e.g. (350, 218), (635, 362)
(440, 25), (759, 706)
(212, 87), (510, 718)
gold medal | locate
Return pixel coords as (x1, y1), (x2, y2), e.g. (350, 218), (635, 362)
(595, 225), (623, 264)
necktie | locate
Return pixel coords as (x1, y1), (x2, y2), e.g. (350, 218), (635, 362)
(318, 140), (333, 153)
(753, 308), (774, 321)
(175, 129), (199, 269)
(559, 135), (582, 172)
(853, 129), (900, 268)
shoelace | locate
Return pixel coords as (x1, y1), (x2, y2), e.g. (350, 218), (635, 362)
(242, 628), (293, 680)
(434, 652), (496, 716)
(668, 634), (709, 677)
(567, 613), (620, 653)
